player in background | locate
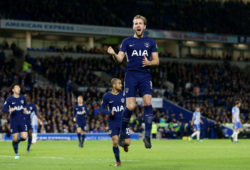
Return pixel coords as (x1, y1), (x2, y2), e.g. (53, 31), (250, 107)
(230, 99), (242, 143)
(31, 106), (39, 144)
(189, 106), (203, 141)
(2, 83), (28, 159)
(25, 94), (44, 152)
(101, 78), (130, 167)
(107, 15), (159, 149)
(73, 95), (89, 148)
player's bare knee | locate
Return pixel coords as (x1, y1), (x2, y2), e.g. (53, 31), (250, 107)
(77, 128), (81, 133)
(113, 141), (118, 147)
(21, 135), (27, 140)
(12, 135), (18, 142)
(127, 103), (136, 111)
(20, 132), (27, 139)
(125, 139), (130, 146)
(143, 101), (152, 106)
(112, 138), (119, 146)
(143, 99), (152, 106)
(143, 96), (152, 106)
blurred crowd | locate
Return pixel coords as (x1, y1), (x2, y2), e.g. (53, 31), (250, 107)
(27, 45), (108, 54)
(1, 0), (250, 35)
(29, 54), (167, 89)
(162, 62), (250, 123)
(0, 49), (249, 139)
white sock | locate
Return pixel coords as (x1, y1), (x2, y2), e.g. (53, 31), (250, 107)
(191, 131), (197, 138)
(32, 133), (37, 143)
(235, 132), (239, 142)
(231, 132), (236, 140)
(197, 131), (200, 141)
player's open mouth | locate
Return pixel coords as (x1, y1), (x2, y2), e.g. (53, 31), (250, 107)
(137, 28), (142, 34)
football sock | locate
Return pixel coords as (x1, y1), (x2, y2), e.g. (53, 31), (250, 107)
(113, 146), (120, 162)
(77, 133), (81, 143)
(81, 134), (85, 145)
(12, 141), (18, 154)
(144, 105), (153, 137)
(121, 108), (132, 136)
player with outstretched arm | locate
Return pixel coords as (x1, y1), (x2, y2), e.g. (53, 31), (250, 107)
(107, 15), (159, 149)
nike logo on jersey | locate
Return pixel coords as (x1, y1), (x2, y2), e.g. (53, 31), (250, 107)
(109, 101), (114, 103)
(129, 44), (135, 47)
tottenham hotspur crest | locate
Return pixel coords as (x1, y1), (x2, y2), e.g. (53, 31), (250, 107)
(121, 98), (125, 103)
(144, 42), (150, 48)
(21, 100), (24, 104)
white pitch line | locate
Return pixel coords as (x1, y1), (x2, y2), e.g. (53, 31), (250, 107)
(0, 155), (140, 162)
(0, 155), (64, 159)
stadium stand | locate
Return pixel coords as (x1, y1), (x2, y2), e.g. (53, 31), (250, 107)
(0, 0), (250, 35)
(0, 47), (249, 138)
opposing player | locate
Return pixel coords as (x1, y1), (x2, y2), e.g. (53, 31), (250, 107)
(101, 78), (130, 166)
(31, 106), (39, 144)
(2, 83), (28, 159)
(107, 15), (159, 149)
(25, 94), (44, 152)
(230, 99), (242, 143)
(189, 106), (203, 141)
(73, 95), (89, 148)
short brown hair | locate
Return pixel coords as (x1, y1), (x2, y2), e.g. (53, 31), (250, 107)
(111, 78), (119, 86)
(133, 15), (147, 25)
(235, 99), (242, 105)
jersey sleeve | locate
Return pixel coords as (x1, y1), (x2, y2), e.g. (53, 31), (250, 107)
(232, 108), (236, 115)
(193, 112), (196, 119)
(151, 39), (157, 52)
(100, 94), (112, 116)
(119, 39), (127, 52)
(2, 98), (10, 113)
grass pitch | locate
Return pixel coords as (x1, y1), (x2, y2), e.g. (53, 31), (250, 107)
(0, 139), (250, 170)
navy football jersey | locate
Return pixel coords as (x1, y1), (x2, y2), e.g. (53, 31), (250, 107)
(101, 91), (126, 126)
(26, 103), (38, 124)
(120, 36), (157, 73)
(2, 94), (27, 120)
(73, 104), (89, 122)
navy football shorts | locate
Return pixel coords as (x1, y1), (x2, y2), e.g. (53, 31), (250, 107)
(124, 71), (152, 98)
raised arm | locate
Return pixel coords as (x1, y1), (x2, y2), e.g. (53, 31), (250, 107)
(107, 46), (125, 63)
